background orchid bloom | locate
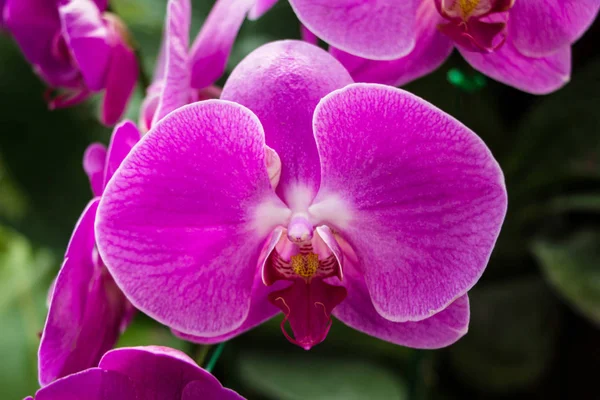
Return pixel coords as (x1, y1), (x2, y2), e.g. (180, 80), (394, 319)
(2, 0), (138, 125)
(331, 0), (600, 94)
(96, 41), (507, 350)
(38, 121), (140, 386)
(28, 346), (244, 400)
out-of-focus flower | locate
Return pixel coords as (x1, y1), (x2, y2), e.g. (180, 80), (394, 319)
(3, 0), (138, 125)
(140, 0), (253, 132)
(96, 41), (507, 350)
(38, 121), (140, 386)
(332, 0), (600, 94)
(27, 346), (244, 400)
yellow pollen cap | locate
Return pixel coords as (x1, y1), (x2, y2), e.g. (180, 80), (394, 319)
(459, 0), (480, 17)
(292, 253), (319, 279)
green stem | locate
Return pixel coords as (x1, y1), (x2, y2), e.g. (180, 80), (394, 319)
(205, 342), (226, 373)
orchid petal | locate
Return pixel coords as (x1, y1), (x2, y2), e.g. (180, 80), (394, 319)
(83, 143), (107, 197)
(96, 101), (289, 336)
(248, 0), (278, 19)
(189, 0), (254, 89)
(511, 0), (600, 57)
(100, 16), (138, 125)
(288, 0), (417, 60)
(3, 0), (78, 88)
(182, 380), (245, 400)
(460, 40), (571, 95)
(102, 120), (140, 188)
(311, 84), (507, 322)
(222, 40), (352, 208)
(39, 200), (129, 386)
(58, 0), (111, 91)
(333, 262), (469, 348)
(34, 368), (136, 400)
(331, 0), (453, 86)
(152, 0), (193, 126)
(99, 346), (237, 399)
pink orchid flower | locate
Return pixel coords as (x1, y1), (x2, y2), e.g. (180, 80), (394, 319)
(3, 0), (138, 125)
(96, 41), (507, 350)
(28, 347), (243, 400)
(331, 0), (600, 94)
(38, 121), (140, 386)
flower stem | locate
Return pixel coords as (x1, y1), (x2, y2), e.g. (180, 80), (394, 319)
(205, 342), (226, 373)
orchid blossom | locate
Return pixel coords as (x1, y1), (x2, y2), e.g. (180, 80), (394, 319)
(331, 0), (600, 94)
(38, 121), (140, 386)
(96, 41), (506, 350)
(3, 0), (138, 125)
(140, 0), (254, 132)
(28, 346), (244, 400)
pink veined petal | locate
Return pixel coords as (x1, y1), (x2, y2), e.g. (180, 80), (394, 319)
(288, 0), (417, 60)
(189, 0), (254, 89)
(221, 40), (352, 208)
(99, 346), (241, 399)
(333, 260), (469, 348)
(58, 0), (111, 91)
(248, 0), (278, 19)
(93, 0), (108, 11)
(510, 0), (600, 57)
(33, 368), (137, 400)
(83, 143), (107, 197)
(39, 200), (129, 386)
(100, 16), (138, 126)
(102, 120), (140, 189)
(3, 0), (79, 88)
(310, 84), (507, 323)
(330, 0), (453, 86)
(152, 0), (194, 126)
(96, 101), (290, 336)
(174, 229), (285, 344)
(460, 39), (571, 95)
(182, 380), (245, 400)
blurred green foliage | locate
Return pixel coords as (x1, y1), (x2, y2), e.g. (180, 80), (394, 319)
(1, 0), (599, 399)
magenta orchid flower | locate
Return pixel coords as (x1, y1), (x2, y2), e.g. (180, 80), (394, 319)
(28, 346), (244, 400)
(96, 41), (507, 350)
(140, 0), (254, 132)
(38, 121), (140, 386)
(3, 0), (138, 125)
(331, 0), (600, 94)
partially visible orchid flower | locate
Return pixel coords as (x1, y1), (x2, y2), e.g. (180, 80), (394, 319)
(0, 0), (6, 30)
(27, 346), (244, 400)
(331, 0), (600, 94)
(96, 41), (507, 350)
(3, 0), (138, 125)
(38, 121), (140, 386)
(140, 0), (253, 132)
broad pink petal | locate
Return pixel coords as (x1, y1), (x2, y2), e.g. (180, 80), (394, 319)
(96, 101), (289, 336)
(248, 0), (278, 19)
(83, 143), (107, 197)
(510, 0), (600, 57)
(189, 0), (254, 89)
(310, 84), (506, 322)
(99, 346), (240, 399)
(101, 17), (138, 125)
(460, 40), (571, 95)
(333, 261), (469, 348)
(288, 0), (417, 60)
(102, 120), (140, 188)
(34, 369), (137, 400)
(58, 0), (111, 91)
(221, 40), (352, 207)
(331, 0), (453, 86)
(152, 0), (194, 126)
(183, 380), (245, 400)
(39, 200), (129, 386)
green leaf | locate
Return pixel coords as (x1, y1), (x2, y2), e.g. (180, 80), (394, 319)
(449, 277), (560, 393)
(533, 231), (600, 325)
(237, 351), (408, 400)
(548, 194), (600, 214)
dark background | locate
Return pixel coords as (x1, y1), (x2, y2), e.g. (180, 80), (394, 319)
(1, 1), (599, 399)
